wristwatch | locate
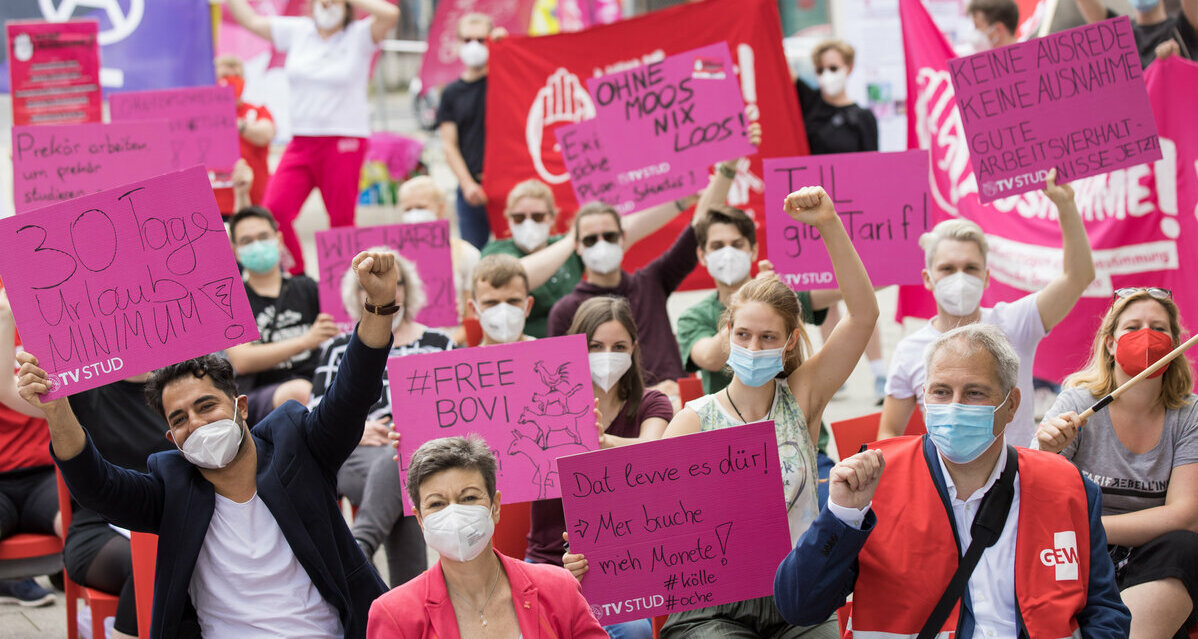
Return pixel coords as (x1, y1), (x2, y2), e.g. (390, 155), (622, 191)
(363, 300), (400, 316)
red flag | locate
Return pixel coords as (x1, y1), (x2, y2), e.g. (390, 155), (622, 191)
(900, 0), (1198, 383)
(484, 0), (808, 290)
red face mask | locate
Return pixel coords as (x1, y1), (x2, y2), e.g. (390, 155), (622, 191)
(219, 74), (245, 101)
(1114, 328), (1173, 378)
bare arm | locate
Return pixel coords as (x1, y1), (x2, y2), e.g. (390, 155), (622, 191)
(808, 289), (840, 312)
(225, 327), (328, 374)
(662, 407), (702, 439)
(1074, 0), (1108, 23)
(878, 395), (917, 439)
(15, 353), (84, 459)
(519, 230), (577, 291)
(1102, 463), (1198, 547)
(226, 0), (273, 40)
(1035, 172), (1095, 331)
(601, 417), (668, 448)
(0, 293), (43, 418)
(349, 0), (400, 43)
(439, 122), (478, 192)
(689, 324), (731, 373)
(1184, 0), (1198, 35)
(241, 117), (275, 148)
(623, 197), (697, 246)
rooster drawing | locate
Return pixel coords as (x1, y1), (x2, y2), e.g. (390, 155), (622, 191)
(534, 360), (572, 391)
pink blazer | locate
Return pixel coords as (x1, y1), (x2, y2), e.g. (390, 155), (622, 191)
(367, 551), (607, 639)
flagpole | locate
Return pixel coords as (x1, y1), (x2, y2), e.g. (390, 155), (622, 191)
(1080, 332), (1198, 421)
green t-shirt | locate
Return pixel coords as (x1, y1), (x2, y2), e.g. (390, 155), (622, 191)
(676, 289), (830, 451)
(481, 235), (583, 339)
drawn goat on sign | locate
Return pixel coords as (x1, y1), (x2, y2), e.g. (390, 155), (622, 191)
(518, 405), (587, 448)
(507, 430), (588, 500)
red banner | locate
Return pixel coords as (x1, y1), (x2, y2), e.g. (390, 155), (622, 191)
(484, 0), (808, 290)
(900, 0), (1198, 383)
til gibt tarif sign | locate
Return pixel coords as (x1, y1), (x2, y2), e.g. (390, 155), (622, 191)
(0, 167), (259, 399)
(763, 150), (931, 290)
(584, 42), (753, 202)
(388, 335), (598, 514)
(11, 121), (173, 213)
(314, 222), (457, 332)
(949, 16), (1161, 202)
(109, 86), (241, 172)
(557, 421), (790, 625)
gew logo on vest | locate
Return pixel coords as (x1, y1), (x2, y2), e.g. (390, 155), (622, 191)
(1038, 531), (1079, 581)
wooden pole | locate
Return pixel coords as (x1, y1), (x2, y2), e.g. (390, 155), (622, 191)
(1080, 332), (1198, 420)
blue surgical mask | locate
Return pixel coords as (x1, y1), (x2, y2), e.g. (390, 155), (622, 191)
(238, 240), (280, 273)
(924, 391), (1010, 464)
(728, 341), (787, 388)
(1129, 0), (1159, 12)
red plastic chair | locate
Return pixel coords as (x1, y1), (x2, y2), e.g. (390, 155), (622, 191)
(493, 501), (531, 560)
(653, 614), (667, 638)
(56, 469), (120, 639)
(678, 376), (704, 406)
(130, 532), (158, 639)
(830, 410), (925, 461)
(0, 531), (62, 580)
(837, 601), (852, 637)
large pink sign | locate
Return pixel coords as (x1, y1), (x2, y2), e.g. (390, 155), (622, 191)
(948, 16), (1161, 202)
(109, 86), (241, 172)
(555, 119), (706, 215)
(11, 121), (173, 213)
(556, 421), (790, 625)
(314, 222), (457, 332)
(0, 167), (259, 399)
(7, 20), (101, 127)
(387, 334), (598, 514)
(585, 42), (754, 184)
(763, 150), (931, 290)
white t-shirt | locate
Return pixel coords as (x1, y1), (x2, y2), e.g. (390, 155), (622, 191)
(271, 17), (376, 138)
(190, 493), (343, 638)
(885, 293), (1047, 447)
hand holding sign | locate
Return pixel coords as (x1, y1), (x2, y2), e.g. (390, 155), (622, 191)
(1041, 168), (1074, 207)
(828, 449), (886, 511)
(15, 351), (65, 413)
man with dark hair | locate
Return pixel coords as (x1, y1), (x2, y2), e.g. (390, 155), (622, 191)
(225, 206), (337, 424)
(1074, 0), (1196, 67)
(966, 0), (1020, 49)
(16, 251), (401, 639)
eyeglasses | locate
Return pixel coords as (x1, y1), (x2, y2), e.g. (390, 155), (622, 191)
(1113, 287), (1171, 301)
(460, 37), (486, 44)
(580, 231), (621, 248)
(509, 211), (549, 225)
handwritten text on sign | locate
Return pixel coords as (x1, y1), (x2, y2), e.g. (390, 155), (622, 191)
(949, 16), (1161, 202)
(555, 119), (702, 215)
(0, 167), (259, 399)
(315, 222), (457, 332)
(387, 335), (598, 514)
(585, 42), (753, 183)
(557, 421), (790, 625)
(763, 150), (931, 290)
(11, 121), (172, 213)
(109, 85), (240, 171)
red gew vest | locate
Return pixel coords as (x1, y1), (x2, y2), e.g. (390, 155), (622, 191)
(847, 436), (1089, 639)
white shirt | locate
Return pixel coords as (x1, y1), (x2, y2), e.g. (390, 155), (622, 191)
(884, 293), (1047, 447)
(190, 493), (343, 638)
(830, 446), (1020, 639)
(271, 17), (377, 138)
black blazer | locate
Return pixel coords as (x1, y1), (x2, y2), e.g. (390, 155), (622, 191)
(55, 330), (391, 638)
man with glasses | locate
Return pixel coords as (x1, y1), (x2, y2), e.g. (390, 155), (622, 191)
(437, 12), (503, 249)
(878, 171), (1095, 447)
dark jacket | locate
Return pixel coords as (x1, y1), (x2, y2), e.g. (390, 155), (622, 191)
(54, 330), (391, 639)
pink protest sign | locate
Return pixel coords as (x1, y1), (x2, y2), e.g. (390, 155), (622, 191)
(555, 119), (705, 215)
(314, 222), (457, 332)
(556, 421), (790, 625)
(11, 121), (173, 213)
(387, 334), (598, 514)
(763, 151), (931, 290)
(0, 167), (259, 399)
(948, 16), (1161, 202)
(585, 42), (753, 183)
(7, 20), (101, 127)
(109, 86), (241, 172)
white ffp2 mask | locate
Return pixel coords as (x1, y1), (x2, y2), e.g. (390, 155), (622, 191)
(178, 415), (245, 469)
(478, 303), (526, 344)
(705, 246), (752, 286)
(589, 352), (632, 392)
(421, 503), (495, 563)
(933, 271), (985, 316)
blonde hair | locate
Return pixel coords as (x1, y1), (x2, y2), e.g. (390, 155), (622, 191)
(811, 39), (855, 71)
(398, 176), (446, 208)
(504, 179), (557, 217)
(457, 12), (494, 36)
(340, 246), (426, 322)
(471, 254), (529, 295)
(1065, 291), (1193, 409)
(919, 218), (989, 269)
(722, 278), (812, 376)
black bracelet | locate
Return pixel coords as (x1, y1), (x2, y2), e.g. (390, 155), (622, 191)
(718, 163), (736, 178)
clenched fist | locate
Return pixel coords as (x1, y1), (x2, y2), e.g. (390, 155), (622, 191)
(828, 449), (885, 511)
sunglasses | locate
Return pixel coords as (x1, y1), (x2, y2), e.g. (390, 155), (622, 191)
(580, 231), (621, 248)
(1113, 287), (1171, 301)
(509, 211), (549, 225)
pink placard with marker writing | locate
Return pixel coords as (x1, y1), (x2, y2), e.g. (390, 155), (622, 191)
(585, 42), (753, 191)
(314, 222), (458, 332)
(949, 16), (1161, 202)
(0, 167), (259, 399)
(11, 121), (173, 213)
(763, 150), (931, 290)
(387, 334), (598, 514)
(109, 85), (240, 171)
(557, 421), (790, 625)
